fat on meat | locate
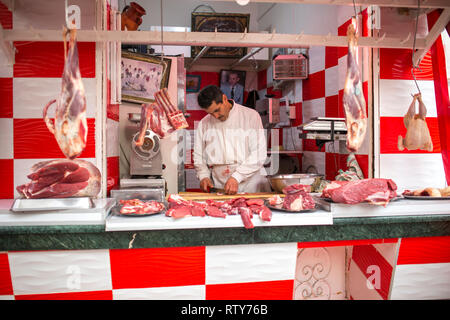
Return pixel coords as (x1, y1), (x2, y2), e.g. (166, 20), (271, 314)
(398, 93), (433, 152)
(16, 159), (101, 199)
(343, 18), (367, 152)
(43, 28), (87, 160)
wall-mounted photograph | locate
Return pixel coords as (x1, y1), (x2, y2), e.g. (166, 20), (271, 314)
(121, 51), (171, 104)
(220, 69), (246, 105)
(186, 74), (201, 92)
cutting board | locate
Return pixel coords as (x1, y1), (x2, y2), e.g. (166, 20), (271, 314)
(177, 192), (284, 201)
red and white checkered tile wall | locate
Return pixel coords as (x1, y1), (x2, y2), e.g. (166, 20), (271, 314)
(0, 1), (101, 199)
(377, 9), (449, 189)
(1, 236), (448, 300)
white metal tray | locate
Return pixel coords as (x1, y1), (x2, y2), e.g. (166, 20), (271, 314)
(10, 197), (94, 212)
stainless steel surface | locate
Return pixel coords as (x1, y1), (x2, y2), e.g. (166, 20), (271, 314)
(299, 132), (347, 141)
(110, 187), (165, 202)
(298, 118), (347, 132)
(120, 178), (165, 189)
(10, 197), (94, 212)
(267, 173), (324, 193)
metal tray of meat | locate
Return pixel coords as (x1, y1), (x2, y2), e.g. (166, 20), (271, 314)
(111, 201), (167, 217)
(264, 200), (317, 213)
(10, 197), (94, 212)
(403, 195), (450, 200)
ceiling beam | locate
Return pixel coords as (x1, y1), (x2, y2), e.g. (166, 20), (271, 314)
(412, 8), (450, 66)
(3, 29), (427, 50)
(207, 0), (450, 9)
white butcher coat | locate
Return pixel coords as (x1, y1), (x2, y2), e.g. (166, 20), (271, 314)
(193, 101), (271, 193)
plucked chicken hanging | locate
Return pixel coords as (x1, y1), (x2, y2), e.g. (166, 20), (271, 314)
(343, 18), (367, 152)
(398, 93), (433, 152)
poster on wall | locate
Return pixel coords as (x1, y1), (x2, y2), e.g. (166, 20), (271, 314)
(121, 51), (171, 104)
(191, 12), (249, 58)
(220, 69), (246, 105)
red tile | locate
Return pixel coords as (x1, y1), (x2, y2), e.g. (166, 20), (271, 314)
(302, 70), (325, 101)
(325, 46), (338, 69)
(15, 290), (113, 300)
(337, 19), (352, 59)
(109, 247), (205, 289)
(206, 280), (294, 300)
(338, 89), (345, 118)
(325, 153), (347, 180)
(397, 236), (450, 265)
(352, 244), (393, 300)
(325, 95), (339, 118)
(298, 238), (398, 248)
(107, 156), (119, 195)
(14, 118), (96, 159)
(292, 102), (302, 126)
(266, 86), (282, 99)
(186, 109), (207, 130)
(0, 2), (12, 29)
(14, 41), (96, 78)
(0, 78), (13, 117)
(303, 139), (322, 152)
(257, 69), (267, 91)
(379, 48), (433, 80)
(0, 253), (13, 295)
(354, 154), (369, 179)
(0, 159), (13, 199)
(107, 104), (119, 121)
(380, 116), (441, 154)
(187, 71), (220, 90)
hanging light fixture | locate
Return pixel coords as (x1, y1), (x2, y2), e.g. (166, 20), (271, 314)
(236, 0), (250, 6)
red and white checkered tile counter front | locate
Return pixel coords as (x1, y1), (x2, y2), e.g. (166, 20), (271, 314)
(0, 237), (449, 300)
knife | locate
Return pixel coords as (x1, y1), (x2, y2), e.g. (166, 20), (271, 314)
(208, 187), (225, 194)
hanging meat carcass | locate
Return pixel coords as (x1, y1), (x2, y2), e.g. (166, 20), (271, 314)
(16, 159), (101, 199)
(155, 88), (189, 131)
(398, 93), (433, 152)
(343, 18), (367, 152)
(43, 28), (88, 160)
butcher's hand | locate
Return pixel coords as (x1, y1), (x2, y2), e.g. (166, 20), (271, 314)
(200, 178), (214, 193)
(224, 177), (239, 195)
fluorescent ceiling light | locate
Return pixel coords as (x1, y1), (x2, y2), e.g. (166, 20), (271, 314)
(236, 0), (250, 6)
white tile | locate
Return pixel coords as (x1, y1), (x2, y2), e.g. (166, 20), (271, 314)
(13, 0), (95, 30)
(185, 168), (200, 189)
(0, 295), (15, 300)
(372, 242), (399, 267)
(106, 118), (119, 157)
(379, 79), (437, 117)
(294, 79), (303, 103)
(0, 53), (13, 77)
(13, 78), (97, 118)
(325, 65), (339, 97)
(379, 153), (447, 190)
(113, 285), (205, 300)
(205, 243), (297, 284)
(302, 151), (325, 175)
(0, 118), (13, 159)
(390, 263), (450, 300)
(338, 55), (347, 91)
(308, 46), (325, 74)
(8, 249), (112, 295)
(302, 97), (325, 123)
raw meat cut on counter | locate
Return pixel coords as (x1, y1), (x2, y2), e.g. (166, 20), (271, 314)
(282, 184), (315, 211)
(43, 28), (88, 160)
(343, 18), (367, 152)
(119, 199), (165, 215)
(398, 93), (433, 152)
(17, 159), (101, 199)
(165, 194), (272, 229)
(321, 179), (398, 206)
(403, 186), (450, 197)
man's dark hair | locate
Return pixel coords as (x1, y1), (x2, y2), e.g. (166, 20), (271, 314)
(197, 85), (224, 109)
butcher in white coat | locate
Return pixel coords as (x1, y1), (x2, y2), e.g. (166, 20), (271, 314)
(194, 85), (271, 194)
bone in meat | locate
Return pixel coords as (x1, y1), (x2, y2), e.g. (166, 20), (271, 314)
(17, 159), (101, 199)
(398, 93), (433, 152)
(43, 29), (88, 160)
(155, 88), (188, 130)
(343, 18), (367, 152)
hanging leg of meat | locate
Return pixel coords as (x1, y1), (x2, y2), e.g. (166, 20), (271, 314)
(43, 28), (87, 160)
(155, 88), (188, 130)
(343, 18), (367, 152)
(16, 159), (101, 199)
(398, 93), (433, 151)
(135, 103), (155, 147)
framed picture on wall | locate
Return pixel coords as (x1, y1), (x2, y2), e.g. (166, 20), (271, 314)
(186, 74), (201, 92)
(191, 12), (249, 58)
(220, 70), (246, 105)
(121, 51), (171, 104)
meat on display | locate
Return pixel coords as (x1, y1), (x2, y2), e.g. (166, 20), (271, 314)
(343, 18), (367, 152)
(43, 28), (88, 160)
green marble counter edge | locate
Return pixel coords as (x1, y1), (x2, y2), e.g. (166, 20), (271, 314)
(0, 215), (449, 251)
